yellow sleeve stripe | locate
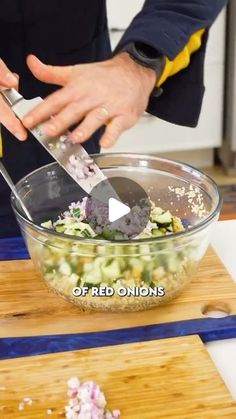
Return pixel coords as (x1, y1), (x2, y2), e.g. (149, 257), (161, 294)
(157, 28), (205, 87)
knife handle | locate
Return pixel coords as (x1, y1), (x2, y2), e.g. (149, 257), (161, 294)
(0, 88), (23, 107)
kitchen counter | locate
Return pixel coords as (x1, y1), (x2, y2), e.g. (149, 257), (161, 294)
(207, 219), (236, 399)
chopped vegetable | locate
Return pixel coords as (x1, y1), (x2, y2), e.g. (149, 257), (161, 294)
(37, 198), (193, 305)
(42, 198), (183, 241)
(65, 377), (120, 419)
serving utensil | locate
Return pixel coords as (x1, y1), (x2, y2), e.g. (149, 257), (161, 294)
(0, 161), (32, 221)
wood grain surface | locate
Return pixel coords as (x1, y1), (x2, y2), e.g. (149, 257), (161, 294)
(0, 335), (235, 418)
(0, 247), (235, 339)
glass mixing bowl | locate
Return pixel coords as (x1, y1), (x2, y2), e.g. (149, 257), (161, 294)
(12, 154), (222, 312)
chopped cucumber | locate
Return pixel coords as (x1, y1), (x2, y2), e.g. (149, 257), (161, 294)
(151, 228), (165, 237)
(58, 260), (72, 276)
(41, 220), (53, 229)
(139, 244), (152, 261)
(155, 211), (172, 227)
(102, 227), (125, 241)
(82, 270), (102, 285)
(55, 224), (66, 233)
(150, 207), (163, 222)
(40, 200), (188, 294)
(101, 259), (121, 280)
(167, 254), (180, 273)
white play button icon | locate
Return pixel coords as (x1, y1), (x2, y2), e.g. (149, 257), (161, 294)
(85, 176), (151, 239)
(108, 198), (130, 223)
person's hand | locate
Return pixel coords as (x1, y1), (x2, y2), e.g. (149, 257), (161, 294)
(0, 59), (27, 141)
(23, 53), (156, 148)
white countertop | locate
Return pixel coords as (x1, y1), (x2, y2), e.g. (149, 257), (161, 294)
(206, 220), (236, 399)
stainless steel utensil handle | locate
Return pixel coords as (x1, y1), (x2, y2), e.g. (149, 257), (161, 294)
(0, 161), (32, 221)
(0, 88), (23, 106)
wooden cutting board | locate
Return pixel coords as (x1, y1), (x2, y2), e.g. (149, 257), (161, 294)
(0, 247), (236, 341)
(0, 335), (235, 418)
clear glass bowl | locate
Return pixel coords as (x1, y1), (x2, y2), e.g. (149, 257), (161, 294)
(12, 154), (222, 312)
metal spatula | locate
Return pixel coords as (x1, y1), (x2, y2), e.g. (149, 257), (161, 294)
(0, 161), (32, 221)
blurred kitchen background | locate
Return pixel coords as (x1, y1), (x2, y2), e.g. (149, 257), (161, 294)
(104, 1), (236, 219)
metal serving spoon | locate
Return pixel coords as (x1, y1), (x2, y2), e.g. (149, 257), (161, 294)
(0, 161), (33, 221)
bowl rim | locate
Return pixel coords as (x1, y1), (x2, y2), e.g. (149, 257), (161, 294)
(11, 153), (223, 245)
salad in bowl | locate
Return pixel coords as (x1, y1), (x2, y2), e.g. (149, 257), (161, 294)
(12, 155), (221, 312)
